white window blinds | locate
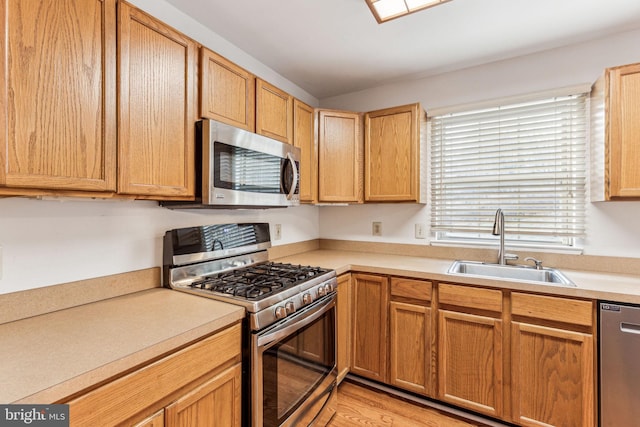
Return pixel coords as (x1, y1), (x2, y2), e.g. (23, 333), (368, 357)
(430, 93), (587, 246)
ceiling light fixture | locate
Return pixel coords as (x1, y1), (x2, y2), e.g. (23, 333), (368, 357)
(365, 0), (452, 23)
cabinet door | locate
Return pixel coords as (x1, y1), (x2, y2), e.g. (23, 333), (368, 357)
(199, 47), (255, 131)
(293, 99), (317, 203)
(165, 364), (241, 427)
(336, 274), (352, 383)
(0, 0), (117, 192)
(364, 103), (421, 202)
(511, 322), (594, 427)
(390, 301), (431, 396)
(607, 62), (640, 198)
(351, 274), (388, 382)
(118, 2), (196, 198)
(438, 310), (503, 418)
(317, 110), (363, 203)
(256, 78), (293, 144)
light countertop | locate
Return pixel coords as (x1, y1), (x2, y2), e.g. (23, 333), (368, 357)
(0, 288), (244, 404)
(275, 249), (640, 304)
(4, 247), (640, 405)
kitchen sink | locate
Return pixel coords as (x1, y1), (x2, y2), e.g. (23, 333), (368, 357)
(447, 260), (576, 286)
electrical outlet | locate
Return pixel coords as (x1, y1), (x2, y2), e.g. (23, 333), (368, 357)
(372, 221), (382, 236)
(415, 223), (427, 239)
(273, 224), (282, 240)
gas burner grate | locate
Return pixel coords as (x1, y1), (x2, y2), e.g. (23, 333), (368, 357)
(189, 262), (331, 300)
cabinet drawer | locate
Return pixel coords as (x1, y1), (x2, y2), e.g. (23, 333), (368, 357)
(438, 283), (502, 312)
(391, 278), (432, 302)
(511, 292), (593, 327)
(68, 323), (241, 426)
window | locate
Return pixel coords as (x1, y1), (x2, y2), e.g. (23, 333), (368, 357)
(429, 92), (588, 250)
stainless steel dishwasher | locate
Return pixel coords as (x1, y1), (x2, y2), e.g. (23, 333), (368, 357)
(600, 301), (640, 426)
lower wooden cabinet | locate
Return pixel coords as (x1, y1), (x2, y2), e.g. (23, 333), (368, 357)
(165, 364), (241, 427)
(336, 274), (352, 383)
(67, 323), (242, 426)
(390, 301), (431, 396)
(389, 278), (433, 396)
(511, 323), (593, 427)
(438, 309), (503, 418)
(351, 273), (389, 382)
(342, 274), (596, 427)
(510, 292), (595, 427)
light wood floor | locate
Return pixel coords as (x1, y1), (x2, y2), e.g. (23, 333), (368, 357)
(328, 381), (491, 427)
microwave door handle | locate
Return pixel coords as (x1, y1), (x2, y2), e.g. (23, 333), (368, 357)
(286, 153), (298, 201)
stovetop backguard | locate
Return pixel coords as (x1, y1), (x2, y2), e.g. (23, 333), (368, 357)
(163, 222), (271, 287)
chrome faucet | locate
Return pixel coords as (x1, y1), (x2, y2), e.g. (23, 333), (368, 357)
(492, 209), (518, 265)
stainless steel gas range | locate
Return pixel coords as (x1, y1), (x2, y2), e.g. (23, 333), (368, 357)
(163, 223), (337, 427)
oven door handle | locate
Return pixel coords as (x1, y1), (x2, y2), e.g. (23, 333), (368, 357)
(257, 294), (335, 350)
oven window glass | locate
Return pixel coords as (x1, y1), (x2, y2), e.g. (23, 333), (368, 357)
(214, 142), (287, 194)
(262, 307), (335, 426)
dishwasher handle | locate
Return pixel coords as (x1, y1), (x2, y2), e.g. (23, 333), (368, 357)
(621, 322), (640, 335)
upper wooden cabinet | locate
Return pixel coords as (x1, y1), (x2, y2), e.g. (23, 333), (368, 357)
(602, 62), (640, 199)
(0, 0), (117, 192)
(293, 99), (317, 203)
(317, 109), (363, 203)
(199, 47), (255, 132)
(364, 103), (424, 202)
(256, 78), (293, 144)
(117, 2), (197, 198)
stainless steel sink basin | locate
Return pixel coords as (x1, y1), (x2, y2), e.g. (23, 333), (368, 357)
(447, 260), (576, 286)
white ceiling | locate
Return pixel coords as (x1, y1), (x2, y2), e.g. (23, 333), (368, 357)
(163, 0), (640, 99)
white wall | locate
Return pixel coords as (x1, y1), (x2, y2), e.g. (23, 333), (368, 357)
(319, 28), (640, 259)
(0, 198), (318, 294)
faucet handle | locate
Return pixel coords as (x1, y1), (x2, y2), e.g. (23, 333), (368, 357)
(525, 257), (543, 270)
(504, 253), (519, 262)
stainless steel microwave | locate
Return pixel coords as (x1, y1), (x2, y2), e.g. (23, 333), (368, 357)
(164, 119), (301, 209)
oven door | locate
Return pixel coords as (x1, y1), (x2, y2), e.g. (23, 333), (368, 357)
(252, 294), (337, 427)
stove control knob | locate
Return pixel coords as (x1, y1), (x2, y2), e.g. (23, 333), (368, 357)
(317, 286), (326, 297)
(285, 301), (295, 315)
(302, 293), (312, 305)
(274, 306), (287, 320)
(324, 284), (332, 294)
